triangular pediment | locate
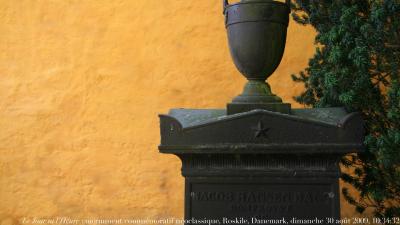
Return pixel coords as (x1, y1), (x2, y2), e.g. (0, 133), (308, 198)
(159, 108), (364, 154)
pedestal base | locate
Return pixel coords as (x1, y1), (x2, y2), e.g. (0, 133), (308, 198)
(159, 107), (364, 225)
(180, 154), (341, 225)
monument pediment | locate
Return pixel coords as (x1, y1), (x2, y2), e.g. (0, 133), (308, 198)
(159, 108), (364, 154)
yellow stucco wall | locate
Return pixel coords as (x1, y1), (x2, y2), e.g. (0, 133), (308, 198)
(0, 1), (357, 224)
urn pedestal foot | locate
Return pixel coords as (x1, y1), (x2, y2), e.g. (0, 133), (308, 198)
(227, 80), (291, 115)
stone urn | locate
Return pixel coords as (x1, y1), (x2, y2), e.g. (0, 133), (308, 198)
(223, 0), (291, 114)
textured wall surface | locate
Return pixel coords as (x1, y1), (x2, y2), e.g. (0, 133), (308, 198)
(0, 1), (356, 224)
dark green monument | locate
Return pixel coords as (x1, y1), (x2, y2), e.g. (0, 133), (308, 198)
(159, 0), (364, 224)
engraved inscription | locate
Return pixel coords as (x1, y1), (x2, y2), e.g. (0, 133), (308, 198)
(192, 191), (329, 204)
(192, 191), (330, 214)
(192, 191), (234, 202)
(189, 183), (335, 220)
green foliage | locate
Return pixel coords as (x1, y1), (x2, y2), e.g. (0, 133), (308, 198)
(292, 0), (400, 217)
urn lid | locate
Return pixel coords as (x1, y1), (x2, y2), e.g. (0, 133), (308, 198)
(224, 0), (290, 27)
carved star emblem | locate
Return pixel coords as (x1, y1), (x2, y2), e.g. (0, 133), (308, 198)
(253, 121), (270, 138)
